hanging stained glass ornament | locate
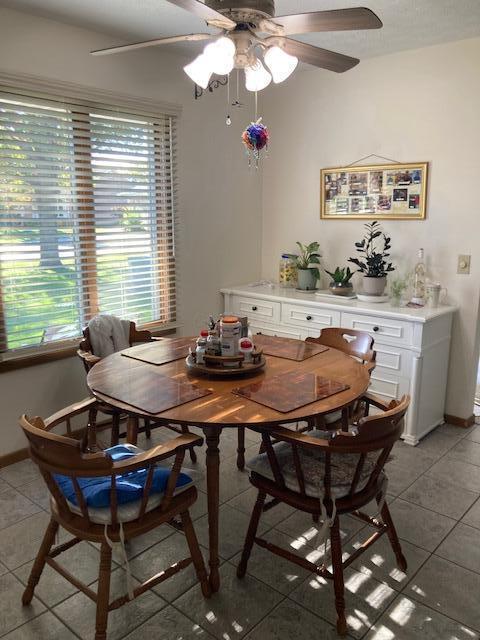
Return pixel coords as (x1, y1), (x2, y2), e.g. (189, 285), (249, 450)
(242, 117), (269, 168)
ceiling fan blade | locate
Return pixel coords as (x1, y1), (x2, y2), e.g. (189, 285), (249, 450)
(277, 38), (359, 73)
(164, 0), (236, 30)
(91, 33), (214, 56)
(272, 8), (382, 35)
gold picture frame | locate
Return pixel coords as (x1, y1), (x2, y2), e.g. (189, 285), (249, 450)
(320, 162), (428, 220)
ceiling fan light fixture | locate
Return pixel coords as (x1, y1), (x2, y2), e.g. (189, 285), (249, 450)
(245, 59), (272, 92)
(183, 54), (213, 89)
(264, 45), (298, 83)
(203, 36), (236, 75)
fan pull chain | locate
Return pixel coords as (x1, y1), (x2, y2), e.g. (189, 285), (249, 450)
(255, 90), (258, 121)
(226, 75), (231, 126)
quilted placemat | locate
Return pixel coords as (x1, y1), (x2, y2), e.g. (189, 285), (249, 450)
(253, 335), (328, 361)
(232, 371), (349, 413)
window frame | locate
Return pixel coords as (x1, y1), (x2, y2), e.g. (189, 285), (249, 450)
(0, 74), (181, 370)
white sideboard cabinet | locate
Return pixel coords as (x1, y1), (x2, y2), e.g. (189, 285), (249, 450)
(221, 284), (456, 446)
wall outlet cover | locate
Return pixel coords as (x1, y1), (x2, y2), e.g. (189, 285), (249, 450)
(457, 254), (471, 274)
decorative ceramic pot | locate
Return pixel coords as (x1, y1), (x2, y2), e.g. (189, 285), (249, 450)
(329, 282), (354, 297)
(362, 275), (387, 296)
(297, 268), (317, 291)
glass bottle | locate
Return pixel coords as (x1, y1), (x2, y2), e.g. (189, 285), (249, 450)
(279, 254), (297, 288)
(411, 248), (426, 305)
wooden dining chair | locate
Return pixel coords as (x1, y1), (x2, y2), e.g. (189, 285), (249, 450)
(306, 328), (377, 429)
(19, 397), (210, 640)
(78, 321), (197, 463)
(237, 394), (410, 636)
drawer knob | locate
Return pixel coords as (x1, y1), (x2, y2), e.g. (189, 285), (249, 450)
(306, 315), (313, 321)
(373, 326), (380, 332)
(252, 306), (258, 311)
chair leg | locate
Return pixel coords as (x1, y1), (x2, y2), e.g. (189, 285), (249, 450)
(144, 418), (152, 439)
(237, 490), (266, 578)
(237, 427), (246, 470)
(180, 510), (211, 598)
(180, 425), (197, 463)
(95, 542), (112, 640)
(126, 415), (138, 445)
(22, 517), (59, 605)
(111, 412), (120, 447)
(378, 499), (407, 572)
(330, 516), (347, 637)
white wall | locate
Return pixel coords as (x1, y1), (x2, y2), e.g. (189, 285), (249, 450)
(0, 7), (262, 455)
(261, 36), (480, 420)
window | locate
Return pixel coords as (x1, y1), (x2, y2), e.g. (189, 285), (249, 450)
(0, 89), (177, 356)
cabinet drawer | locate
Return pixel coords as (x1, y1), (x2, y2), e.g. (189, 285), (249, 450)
(341, 312), (414, 347)
(368, 374), (410, 401)
(231, 296), (280, 324)
(374, 344), (412, 378)
(281, 303), (341, 332)
(250, 324), (304, 340)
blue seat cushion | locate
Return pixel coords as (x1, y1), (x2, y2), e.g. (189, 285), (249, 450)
(54, 444), (193, 509)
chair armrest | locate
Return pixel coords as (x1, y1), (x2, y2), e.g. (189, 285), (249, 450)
(365, 361), (376, 374)
(45, 397), (97, 430)
(77, 349), (101, 367)
(361, 391), (395, 412)
(112, 433), (204, 473)
(261, 425), (333, 451)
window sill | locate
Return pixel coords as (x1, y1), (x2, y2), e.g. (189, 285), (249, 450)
(0, 326), (178, 373)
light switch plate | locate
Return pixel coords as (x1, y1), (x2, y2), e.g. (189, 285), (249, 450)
(457, 254), (471, 274)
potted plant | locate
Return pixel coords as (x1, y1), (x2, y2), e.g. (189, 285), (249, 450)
(348, 221), (395, 296)
(325, 266), (355, 296)
(288, 242), (321, 290)
(389, 275), (408, 307)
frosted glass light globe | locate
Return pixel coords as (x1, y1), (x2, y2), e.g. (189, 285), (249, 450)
(204, 36), (235, 75)
(183, 54), (213, 89)
(245, 60), (272, 92)
(264, 46), (298, 83)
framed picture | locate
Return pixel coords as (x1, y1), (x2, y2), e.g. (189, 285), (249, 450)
(320, 162), (428, 220)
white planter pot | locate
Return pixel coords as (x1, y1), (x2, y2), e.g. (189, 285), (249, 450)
(362, 276), (387, 296)
(297, 269), (317, 291)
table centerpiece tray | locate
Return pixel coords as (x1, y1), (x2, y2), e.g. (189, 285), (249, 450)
(185, 349), (266, 377)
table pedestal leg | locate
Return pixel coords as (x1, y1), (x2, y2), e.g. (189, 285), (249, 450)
(203, 426), (221, 593)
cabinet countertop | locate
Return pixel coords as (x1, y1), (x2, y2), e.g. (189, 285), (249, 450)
(220, 284), (457, 324)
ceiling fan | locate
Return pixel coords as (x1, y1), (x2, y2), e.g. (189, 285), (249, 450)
(91, 1), (382, 91)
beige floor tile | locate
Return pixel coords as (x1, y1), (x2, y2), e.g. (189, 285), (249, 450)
(462, 497), (480, 529)
(0, 486), (42, 531)
(175, 562), (282, 640)
(383, 462), (422, 496)
(436, 423), (473, 441)
(54, 567), (166, 640)
(426, 457), (480, 493)
(276, 509), (364, 550)
(1, 611), (78, 640)
(400, 474), (479, 519)
(225, 487), (295, 528)
(446, 439), (480, 467)
(388, 499), (456, 552)
(0, 511), (51, 569)
(364, 596), (479, 639)
(406, 555), (480, 631)
(413, 430), (459, 456)
(14, 541), (102, 607)
(389, 442), (439, 472)
(16, 480), (51, 511)
(435, 522), (480, 573)
(231, 528), (312, 595)
(245, 600), (346, 639)
(129, 531), (209, 603)
(0, 459), (41, 488)
(290, 566), (397, 639)
(0, 573), (45, 637)
(198, 465), (253, 504)
(465, 426), (480, 443)
(194, 503), (269, 561)
(123, 605), (215, 639)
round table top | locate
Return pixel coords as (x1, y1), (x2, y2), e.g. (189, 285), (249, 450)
(87, 337), (370, 428)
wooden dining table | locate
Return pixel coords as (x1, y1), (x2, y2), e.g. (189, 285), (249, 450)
(86, 335), (370, 593)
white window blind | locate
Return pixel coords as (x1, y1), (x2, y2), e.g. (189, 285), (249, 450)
(0, 89), (177, 354)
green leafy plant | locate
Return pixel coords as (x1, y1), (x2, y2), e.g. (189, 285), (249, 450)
(348, 221), (395, 277)
(325, 266), (354, 285)
(287, 241), (321, 280)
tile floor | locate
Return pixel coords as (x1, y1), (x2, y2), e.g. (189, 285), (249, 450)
(1, 417), (480, 639)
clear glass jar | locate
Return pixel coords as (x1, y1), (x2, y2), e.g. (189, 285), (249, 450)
(279, 254), (297, 288)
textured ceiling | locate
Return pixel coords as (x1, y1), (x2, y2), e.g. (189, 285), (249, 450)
(1, 0), (480, 59)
